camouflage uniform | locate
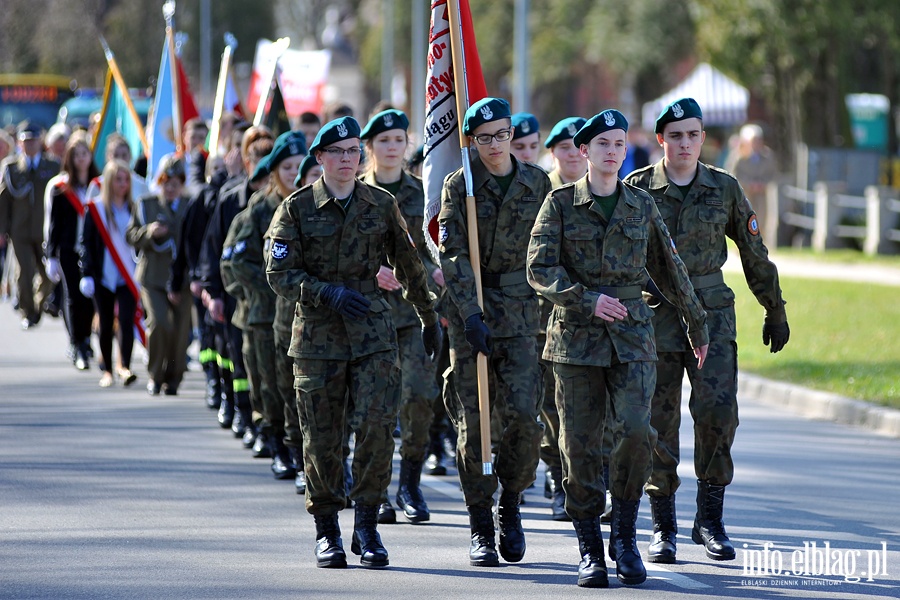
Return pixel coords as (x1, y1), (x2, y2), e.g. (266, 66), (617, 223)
(624, 161), (786, 496)
(526, 176), (708, 520)
(438, 154), (550, 509)
(363, 171), (440, 462)
(265, 178), (437, 515)
(230, 189), (289, 445)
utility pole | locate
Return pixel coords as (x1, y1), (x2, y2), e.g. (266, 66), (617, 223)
(381, 0), (395, 102)
(410, 0), (426, 144)
(200, 0), (211, 110)
(513, 0), (530, 113)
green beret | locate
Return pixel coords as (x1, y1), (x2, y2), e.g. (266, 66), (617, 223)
(293, 153), (320, 187)
(463, 97), (511, 135)
(511, 112), (540, 140)
(309, 116), (361, 154)
(251, 130), (307, 183)
(360, 109), (409, 140)
(544, 117), (587, 148)
(655, 97), (703, 134)
(573, 110), (628, 147)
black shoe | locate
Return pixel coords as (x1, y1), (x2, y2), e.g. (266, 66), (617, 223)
(295, 470), (307, 495)
(648, 494), (677, 564)
(608, 498), (647, 586)
(271, 441), (297, 480)
(231, 408), (250, 439)
(146, 379), (162, 396)
(244, 425), (259, 450)
(546, 467), (570, 521)
(42, 301), (61, 318)
(351, 504), (389, 568)
(498, 490), (526, 563)
(314, 513), (347, 568)
(692, 480), (735, 561)
(205, 379), (221, 409)
(163, 384), (178, 396)
(468, 506), (499, 567)
(74, 347), (89, 371)
(573, 517), (609, 588)
(377, 501), (397, 524)
(424, 452), (447, 476)
(396, 459), (430, 523)
(217, 398), (234, 429)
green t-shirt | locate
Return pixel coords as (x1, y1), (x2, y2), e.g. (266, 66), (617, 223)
(377, 178), (403, 197)
(675, 178), (695, 201)
(591, 188), (620, 221)
(492, 171), (515, 197)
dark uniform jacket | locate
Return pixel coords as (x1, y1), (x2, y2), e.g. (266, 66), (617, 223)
(0, 154), (60, 242)
(169, 168), (229, 291)
(266, 178), (437, 361)
(197, 175), (250, 300)
(230, 189), (281, 327)
(363, 170), (439, 330)
(527, 176), (708, 366)
(46, 180), (86, 257)
(438, 154), (550, 338)
(625, 160), (785, 352)
(126, 192), (190, 291)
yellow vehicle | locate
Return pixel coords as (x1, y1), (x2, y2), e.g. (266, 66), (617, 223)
(0, 74), (77, 130)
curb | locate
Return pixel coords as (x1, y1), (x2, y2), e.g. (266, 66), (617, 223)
(739, 372), (900, 439)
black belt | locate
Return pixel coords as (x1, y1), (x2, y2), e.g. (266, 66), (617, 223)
(342, 279), (378, 293)
(597, 285), (642, 300)
(690, 271), (724, 289)
(480, 269), (528, 289)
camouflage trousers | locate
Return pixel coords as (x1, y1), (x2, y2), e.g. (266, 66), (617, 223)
(242, 328), (262, 424)
(553, 360), (657, 521)
(275, 335), (302, 450)
(293, 351), (400, 515)
(443, 324), (542, 509)
(397, 325), (440, 461)
(249, 325), (287, 438)
(645, 341), (739, 497)
(538, 357), (562, 471)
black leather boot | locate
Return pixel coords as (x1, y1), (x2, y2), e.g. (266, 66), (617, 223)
(271, 438), (297, 480)
(396, 459), (430, 523)
(608, 498), (647, 585)
(351, 504), (389, 568)
(204, 370), (221, 409)
(252, 430), (272, 458)
(498, 489), (526, 563)
(242, 423), (258, 450)
(648, 494), (677, 563)
(572, 517), (609, 588)
(290, 447), (305, 494)
(547, 466), (570, 522)
(217, 396), (234, 429)
(600, 464), (612, 524)
(232, 397), (251, 439)
(313, 513), (346, 568)
(468, 506), (499, 567)
(692, 480), (735, 560)
(377, 501), (397, 524)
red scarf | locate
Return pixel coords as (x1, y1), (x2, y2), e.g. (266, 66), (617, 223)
(54, 179), (86, 217)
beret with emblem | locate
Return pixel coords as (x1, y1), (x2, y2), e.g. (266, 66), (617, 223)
(573, 109), (628, 147)
(293, 153), (320, 187)
(463, 97), (511, 136)
(309, 116), (361, 154)
(655, 97), (703, 134)
(251, 130), (308, 183)
(511, 112), (540, 140)
(544, 117), (587, 148)
(360, 109), (409, 140)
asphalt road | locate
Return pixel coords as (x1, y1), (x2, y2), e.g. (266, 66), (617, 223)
(1, 306), (899, 600)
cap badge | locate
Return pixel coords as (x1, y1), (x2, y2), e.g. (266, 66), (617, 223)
(337, 123), (348, 138)
(520, 121), (530, 134)
(384, 114), (394, 128)
(567, 124), (577, 136)
(672, 103), (684, 119)
(480, 105), (493, 120)
(604, 111), (616, 127)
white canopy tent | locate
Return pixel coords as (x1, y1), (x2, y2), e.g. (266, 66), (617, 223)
(642, 63), (749, 130)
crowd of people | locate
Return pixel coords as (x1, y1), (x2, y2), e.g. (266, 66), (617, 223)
(0, 93), (790, 588)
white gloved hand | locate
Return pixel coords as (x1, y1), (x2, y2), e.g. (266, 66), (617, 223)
(79, 277), (95, 298)
(45, 257), (62, 283)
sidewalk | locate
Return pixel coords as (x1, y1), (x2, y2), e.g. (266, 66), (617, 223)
(726, 249), (900, 438)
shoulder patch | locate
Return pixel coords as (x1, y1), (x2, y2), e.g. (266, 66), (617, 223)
(271, 241), (289, 260)
(233, 240), (247, 254)
(222, 246), (233, 260)
(438, 223), (449, 244)
(748, 215), (760, 236)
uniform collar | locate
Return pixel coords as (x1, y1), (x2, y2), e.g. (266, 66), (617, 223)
(470, 153), (538, 198)
(313, 177), (376, 209)
(648, 159), (720, 196)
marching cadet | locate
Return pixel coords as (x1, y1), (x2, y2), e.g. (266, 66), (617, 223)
(266, 117), (441, 570)
(624, 98), (789, 564)
(527, 109), (709, 588)
(510, 112), (541, 164)
(360, 109), (442, 524)
(544, 117), (588, 189)
(437, 97), (550, 567)
(230, 131), (307, 479)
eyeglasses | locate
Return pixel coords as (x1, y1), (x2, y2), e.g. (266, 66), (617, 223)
(472, 129), (512, 145)
(323, 146), (361, 157)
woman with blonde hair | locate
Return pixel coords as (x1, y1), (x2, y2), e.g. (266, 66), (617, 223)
(80, 159), (140, 387)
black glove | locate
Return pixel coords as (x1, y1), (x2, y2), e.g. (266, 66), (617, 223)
(320, 285), (371, 320)
(762, 321), (790, 353)
(464, 313), (492, 356)
(421, 321), (443, 361)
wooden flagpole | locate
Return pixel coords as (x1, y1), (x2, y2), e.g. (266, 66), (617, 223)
(209, 33), (237, 157)
(447, 0), (492, 476)
(163, 1), (183, 154)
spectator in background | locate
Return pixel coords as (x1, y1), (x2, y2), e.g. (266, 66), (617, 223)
(297, 111), (322, 150)
(45, 123), (71, 163)
(322, 101), (354, 123)
(619, 126), (651, 178)
(726, 124), (777, 237)
(86, 133), (149, 204)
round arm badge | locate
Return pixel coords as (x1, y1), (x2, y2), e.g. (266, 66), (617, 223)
(271, 240), (290, 260)
(747, 214), (760, 236)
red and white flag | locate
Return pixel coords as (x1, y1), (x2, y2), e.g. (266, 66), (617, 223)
(422, 0), (487, 260)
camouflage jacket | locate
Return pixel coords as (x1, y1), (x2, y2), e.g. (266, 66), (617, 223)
(625, 160), (785, 351)
(220, 196), (261, 331)
(362, 170), (439, 330)
(527, 176), (708, 366)
(438, 154), (550, 338)
(230, 188), (281, 327)
(265, 178), (437, 360)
